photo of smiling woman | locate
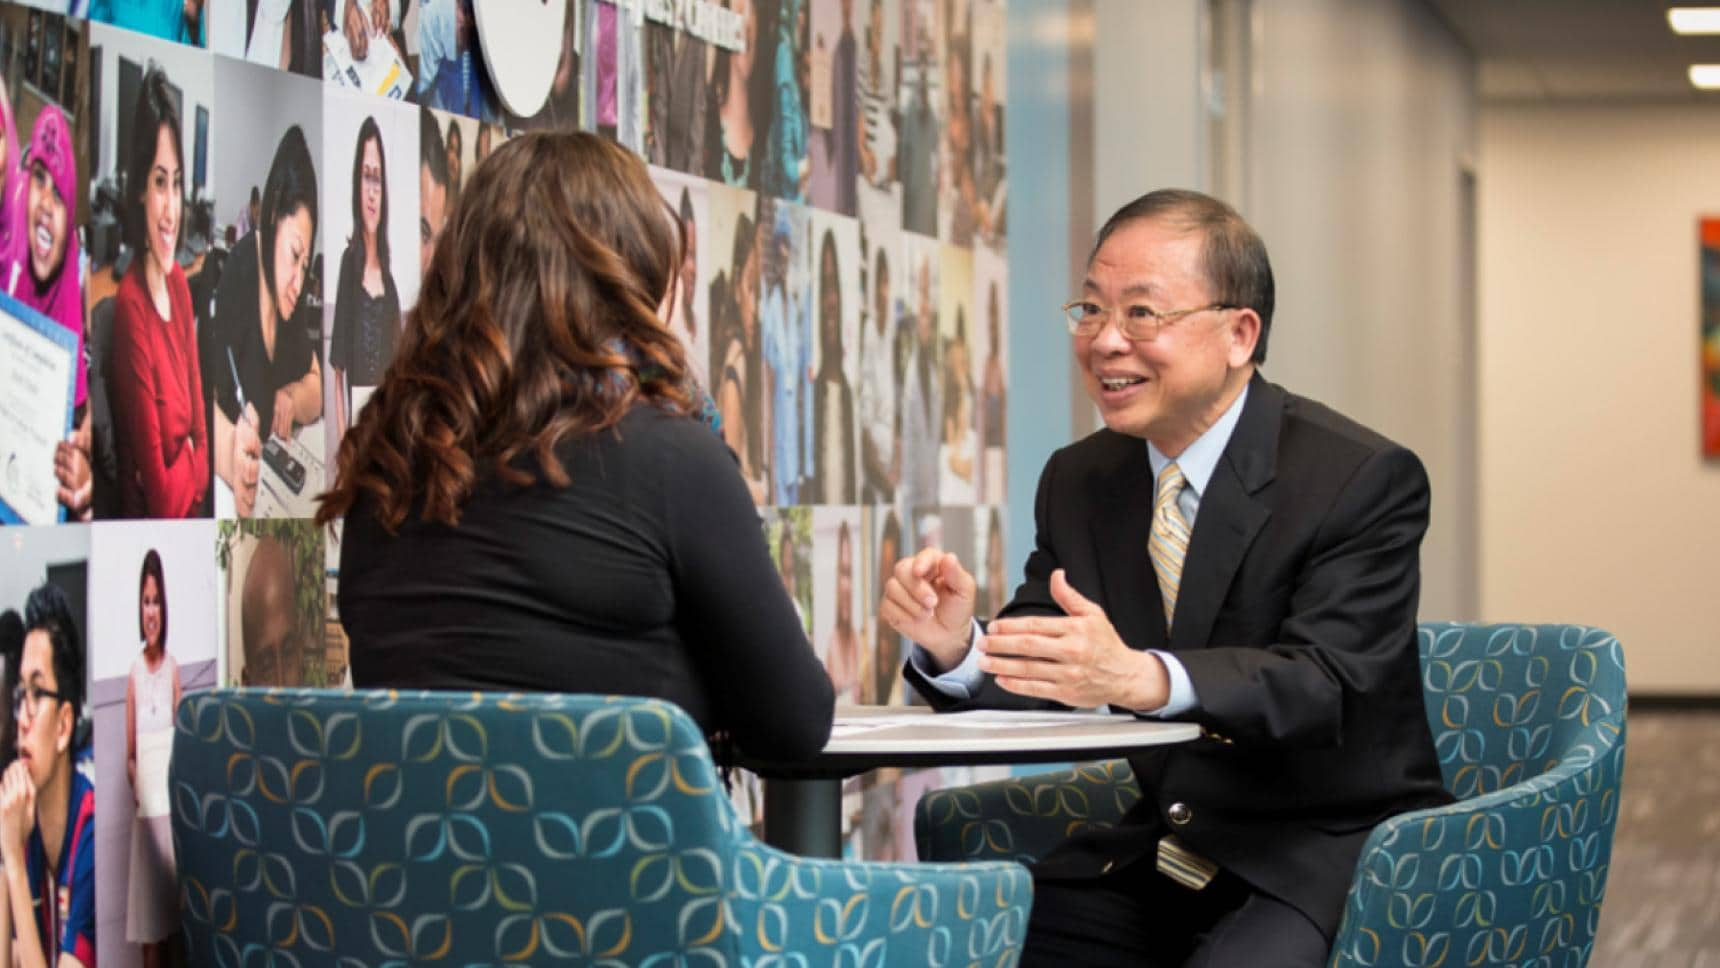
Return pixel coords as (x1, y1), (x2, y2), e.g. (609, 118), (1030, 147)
(329, 115), (402, 436)
(111, 67), (208, 520)
(209, 126), (321, 519)
(124, 549), (180, 967)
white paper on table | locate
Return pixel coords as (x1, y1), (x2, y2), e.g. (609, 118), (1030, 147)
(137, 727), (175, 818)
(834, 709), (1127, 730)
(323, 29), (414, 99)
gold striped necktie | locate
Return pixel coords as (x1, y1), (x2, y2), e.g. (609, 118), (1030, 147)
(1148, 462), (1190, 629)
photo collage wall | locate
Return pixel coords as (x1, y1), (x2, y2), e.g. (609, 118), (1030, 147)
(0, 0), (1008, 953)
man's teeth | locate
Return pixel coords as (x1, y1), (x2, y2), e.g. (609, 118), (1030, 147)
(1101, 377), (1144, 390)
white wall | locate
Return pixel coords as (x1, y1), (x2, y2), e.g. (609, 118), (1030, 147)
(1093, 0), (1205, 216)
(1091, 0), (1479, 622)
(1479, 103), (1720, 694)
(1241, 0), (1478, 621)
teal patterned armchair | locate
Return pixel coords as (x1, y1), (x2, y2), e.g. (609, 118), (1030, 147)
(172, 689), (1031, 966)
(914, 622), (1628, 967)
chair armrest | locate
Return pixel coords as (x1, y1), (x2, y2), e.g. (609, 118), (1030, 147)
(915, 759), (1141, 864)
(1331, 723), (1625, 968)
(727, 841), (1032, 963)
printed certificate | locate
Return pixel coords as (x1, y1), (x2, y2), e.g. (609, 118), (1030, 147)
(0, 293), (76, 525)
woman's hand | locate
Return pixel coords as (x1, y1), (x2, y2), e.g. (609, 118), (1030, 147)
(271, 386), (298, 441)
(53, 437), (92, 521)
(234, 403), (263, 517)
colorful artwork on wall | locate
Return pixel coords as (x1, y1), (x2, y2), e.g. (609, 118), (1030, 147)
(1703, 218), (1720, 457)
(0, 2), (1012, 951)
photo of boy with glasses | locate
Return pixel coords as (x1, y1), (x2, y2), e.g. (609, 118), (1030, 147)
(0, 582), (94, 968)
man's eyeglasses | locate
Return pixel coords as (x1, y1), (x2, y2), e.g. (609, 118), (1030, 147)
(1061, 300), (1235, 341)
(13, 683), (65, 722)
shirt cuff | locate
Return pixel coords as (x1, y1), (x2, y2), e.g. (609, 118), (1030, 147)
(908, 619), (987, 698)
(1137, 650), (1198, 717)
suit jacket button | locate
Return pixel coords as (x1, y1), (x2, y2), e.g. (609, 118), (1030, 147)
(1168, 802), (1193, 825)
(1101, 860), (1115, 874)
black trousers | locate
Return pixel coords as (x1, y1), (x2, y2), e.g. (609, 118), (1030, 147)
(1019, 857), (1329, 968)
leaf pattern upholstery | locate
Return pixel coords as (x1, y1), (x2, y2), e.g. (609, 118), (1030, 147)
(172, 689), (1032, 966)
(913, 623), (1627, 967)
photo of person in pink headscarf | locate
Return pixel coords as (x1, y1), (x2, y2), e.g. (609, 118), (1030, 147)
(4, 103), (92, 521)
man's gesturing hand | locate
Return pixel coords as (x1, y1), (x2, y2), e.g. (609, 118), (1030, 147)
(980, 569), (1170, 711)
(878, 548), (977, 674)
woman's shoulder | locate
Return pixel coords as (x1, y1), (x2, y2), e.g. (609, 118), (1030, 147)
(615, 402), (726, 451)
(113, 266), (149, 313)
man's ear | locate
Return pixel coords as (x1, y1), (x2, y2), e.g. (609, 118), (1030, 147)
(1227, 308), (1262, 368)
(55, 700), (73, 755)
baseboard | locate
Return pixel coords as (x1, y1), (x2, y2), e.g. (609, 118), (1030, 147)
(1628, 694), (1720, 711)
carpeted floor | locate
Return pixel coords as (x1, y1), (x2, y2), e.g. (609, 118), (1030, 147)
(1591, 706), (1720, 967)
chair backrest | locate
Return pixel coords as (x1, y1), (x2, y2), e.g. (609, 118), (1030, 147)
(1417, 622), (1627, 799)
(171, 689), (746, 964)
(1332, 623), (1628, 967)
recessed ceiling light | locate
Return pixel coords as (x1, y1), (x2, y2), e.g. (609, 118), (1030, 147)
(1689, 64), (1720, 88)
(1669, 7), (1720, 34)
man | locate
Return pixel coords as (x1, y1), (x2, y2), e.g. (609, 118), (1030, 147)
(419, 109), (451, 271)
(759, 203), (809, 505)
(645, 0), (708, 172)
(240, 535), (302, 686)
(418, 0), (497, 122)
(881, 190), (1449, 965)
(0, 584), (94, 968)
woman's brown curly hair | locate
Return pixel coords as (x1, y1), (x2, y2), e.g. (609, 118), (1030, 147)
(316, 132), (692, 531)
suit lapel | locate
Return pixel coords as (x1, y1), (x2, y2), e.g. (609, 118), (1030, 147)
(1169, 376), (1282, 653)
(1090, 440), (1168, 653)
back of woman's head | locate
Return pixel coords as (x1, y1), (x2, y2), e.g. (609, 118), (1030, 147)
(318, 132), (692, 530)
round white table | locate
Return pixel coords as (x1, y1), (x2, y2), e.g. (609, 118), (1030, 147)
(743, 705), (1202, 858)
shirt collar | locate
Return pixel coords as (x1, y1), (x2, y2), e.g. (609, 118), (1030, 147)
(1146, 383), (1251, 498)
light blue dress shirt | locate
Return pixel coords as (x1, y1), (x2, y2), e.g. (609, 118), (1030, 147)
(911, 385), (1252, 717)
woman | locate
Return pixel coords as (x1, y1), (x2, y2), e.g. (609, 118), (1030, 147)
(763, 0), (809, 201)
(823, 521), (860, 702)
(318, 132), (832, 761)
(811, 229), (855, 504)
(714, 209), (767, 504)
(706, 0), (759, 187)
(868, 510), (902, 705)
(940, 307), (975, 505)
(112, 67), (209, 519)
(210, 126), (322, 518)
(329, 117), (402, 434)
(125, 550), (182, 966)
(7, 105), (94, 520)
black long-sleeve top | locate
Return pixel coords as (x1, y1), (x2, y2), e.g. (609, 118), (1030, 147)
(339, 403), (835, 761)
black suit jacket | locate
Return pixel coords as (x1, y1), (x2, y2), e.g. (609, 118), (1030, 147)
(905, 374), (1451, 936)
